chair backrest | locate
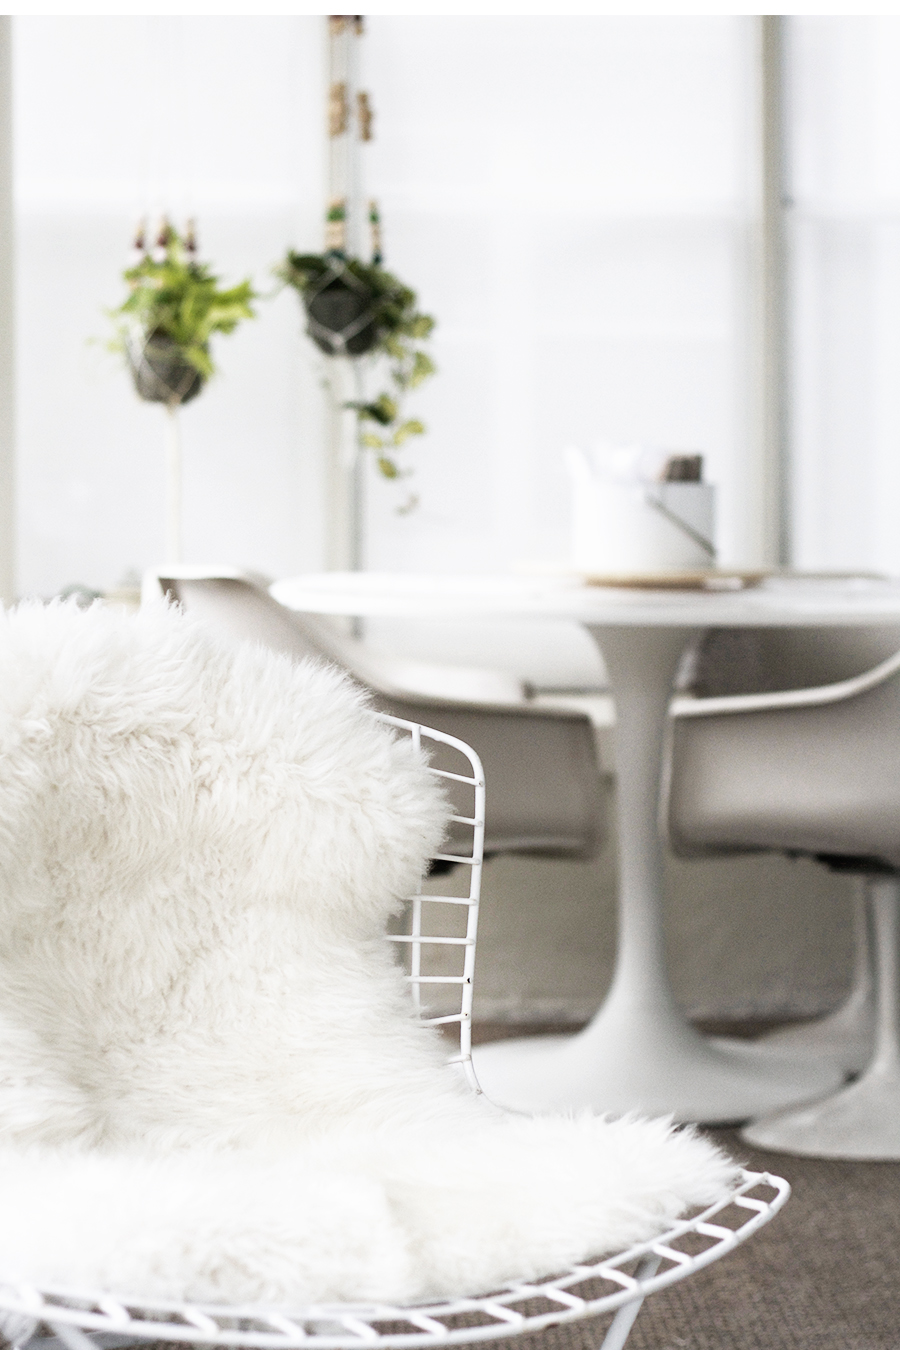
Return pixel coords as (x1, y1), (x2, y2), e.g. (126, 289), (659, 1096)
(150, 573), (606, 863)
(153, 574), (526, 705)
(683, 624), (900, 699)
(379, 714), (484, 1092)
(668, 646), (900, 871)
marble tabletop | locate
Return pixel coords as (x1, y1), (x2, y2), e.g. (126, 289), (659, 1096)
(272, 571), (900, 628)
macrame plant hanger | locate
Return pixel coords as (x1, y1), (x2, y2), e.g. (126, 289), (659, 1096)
(323, 14), (376, 573)
(124, 269), (203, 570)
(134, 30), (198, 571)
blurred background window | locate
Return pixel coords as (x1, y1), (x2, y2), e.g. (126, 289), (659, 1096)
(789, 17), (900, 574)
(11, 16), (326, 597)
(5, 16), (898, 595)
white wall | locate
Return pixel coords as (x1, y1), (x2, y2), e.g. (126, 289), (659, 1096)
(12, 16), (763, 600)
(361, 16), (761, 575)
(790, 17), (900, 573)
(0, 17), (13, 605)
(13, 16), (327, 597)
(15, 19), (900, 626)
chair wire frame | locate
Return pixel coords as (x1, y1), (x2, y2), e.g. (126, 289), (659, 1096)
(0, 1174), (790, 1350)
(377, 713), (485, 1094)
(0, 716), (790, 1350)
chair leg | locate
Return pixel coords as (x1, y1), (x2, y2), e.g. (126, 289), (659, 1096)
(596, 1254), (662, 1350)
(750, 879), (874, 1074)
(741, 876), (900, 1159)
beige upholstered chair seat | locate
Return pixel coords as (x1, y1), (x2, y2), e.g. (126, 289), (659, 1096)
(669, 648), (900, 870)
(668, 627), (900, 1157)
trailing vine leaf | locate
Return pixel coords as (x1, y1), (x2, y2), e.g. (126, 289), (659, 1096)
(409, 351), (435, 386)
(393, 419), (425, 446)
(276, 248), (435, 484)
(357, 394), (398, 426)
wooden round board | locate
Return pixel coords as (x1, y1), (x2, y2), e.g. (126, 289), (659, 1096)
(580, 569), (770, 591)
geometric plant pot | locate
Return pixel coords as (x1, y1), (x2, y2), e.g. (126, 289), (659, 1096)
(126, 332), (205, 406)
(303, 268), (379, 358)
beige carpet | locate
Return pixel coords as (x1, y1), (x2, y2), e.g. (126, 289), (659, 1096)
(470, 1024), (898, 1350)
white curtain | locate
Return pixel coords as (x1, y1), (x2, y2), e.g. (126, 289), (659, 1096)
(13, 16), (326, 596)
(12, 16), (759, 600)
(789, 16), (900, 574)
(361, 17), (760, 575)
(14, 16), (894, 600)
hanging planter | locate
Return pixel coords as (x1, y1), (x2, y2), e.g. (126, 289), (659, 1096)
(109, 220), (257, 564)
(277, 247), (435, 481)
(110, 220), (256, 407)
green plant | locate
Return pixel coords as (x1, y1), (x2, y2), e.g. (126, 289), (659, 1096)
(111, 221), (256, 403)
(277, 249), (435, 482)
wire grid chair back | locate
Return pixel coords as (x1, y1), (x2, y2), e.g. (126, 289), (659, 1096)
(376, 713), (485, 1094)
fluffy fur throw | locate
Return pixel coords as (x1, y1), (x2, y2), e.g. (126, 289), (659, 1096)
(0, 601), (736, 1306)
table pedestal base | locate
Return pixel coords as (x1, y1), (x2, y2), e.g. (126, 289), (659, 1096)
(742, 1065), (900, 1158)
(742, 877), (900, 1157)
(486, 622), (840, 1125)
(472, 1011), (844, 1125)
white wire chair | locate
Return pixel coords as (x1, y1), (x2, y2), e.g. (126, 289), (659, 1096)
(0, 716), (789, 1350)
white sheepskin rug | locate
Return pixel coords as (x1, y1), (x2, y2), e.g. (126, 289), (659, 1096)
(0, 600), (736, 1307)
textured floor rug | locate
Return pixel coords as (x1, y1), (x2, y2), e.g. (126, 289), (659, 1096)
(478, 1127), (898, 1350)
(471, 1026), (898, 1350)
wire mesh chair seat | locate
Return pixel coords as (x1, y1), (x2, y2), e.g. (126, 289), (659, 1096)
(0, 1171), (788, 1350)
(0, 715), (789, 1350)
